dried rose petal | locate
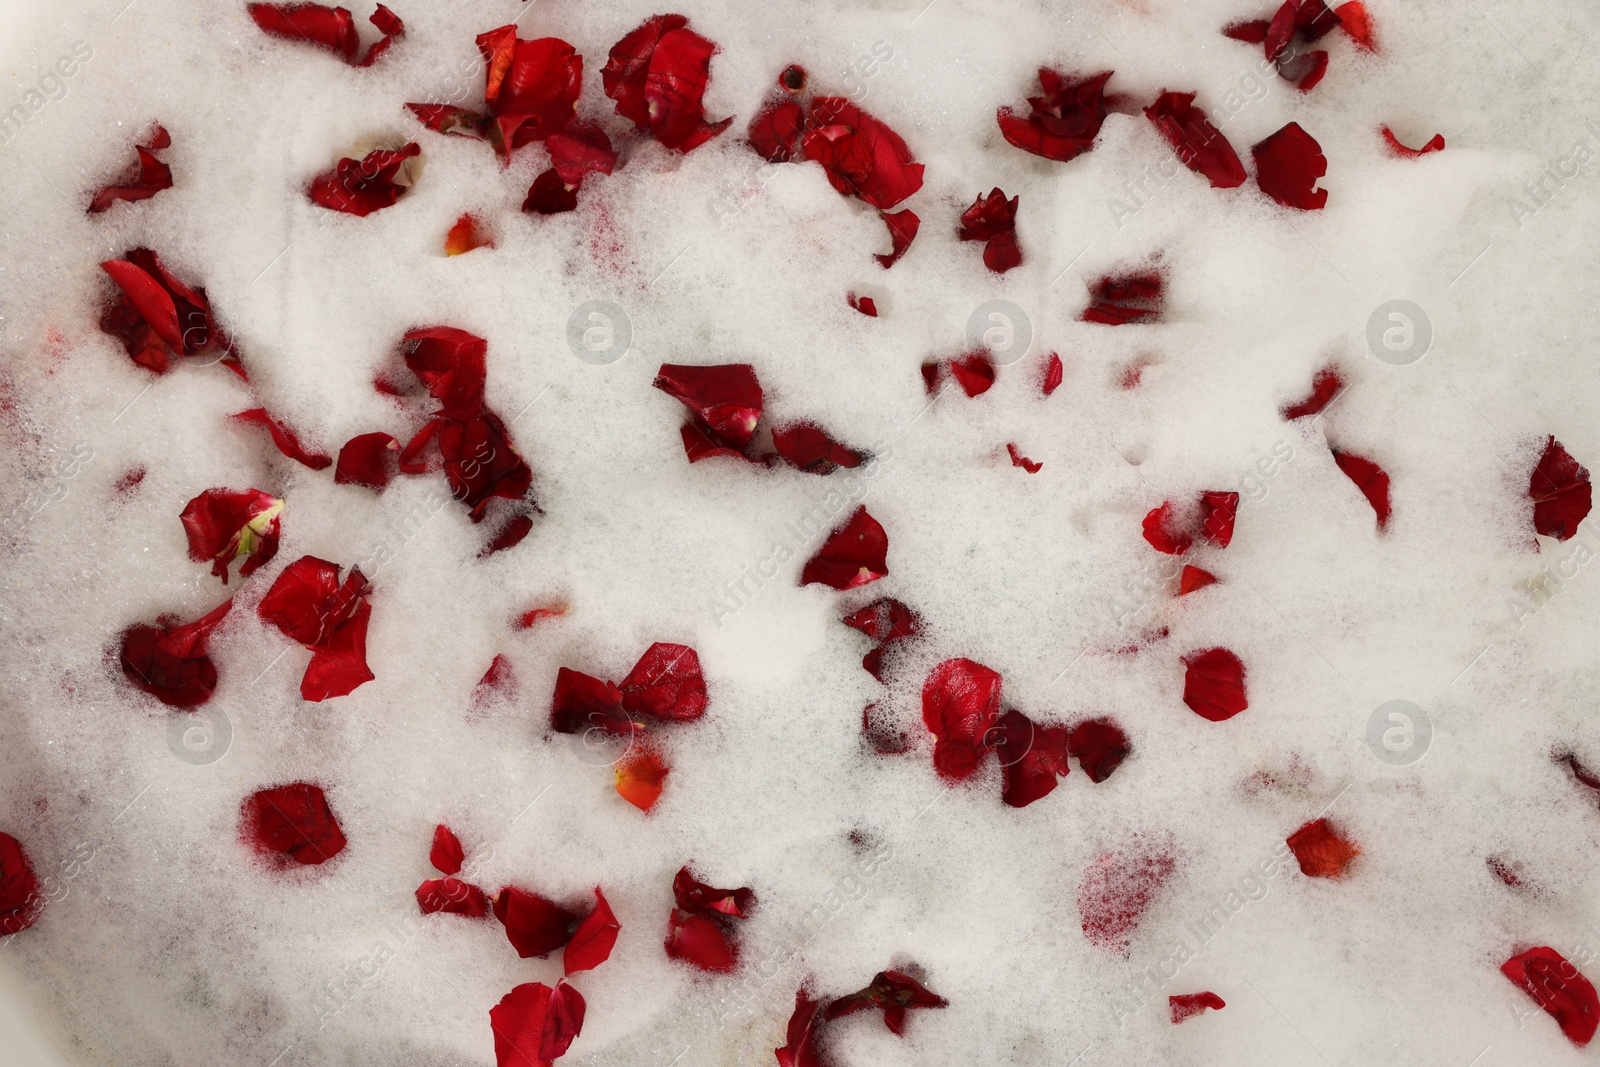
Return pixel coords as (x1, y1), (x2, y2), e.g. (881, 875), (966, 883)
(1252, 123), (1328, 210)
(1067, 718), (1132, 782)
(1006, 443), (1042, 474)
(921, 657), (1003, 781)
(1182, 647), (1247, 721)
(958, 188), (1022, 274)
(995, 709), (1072, 808)
(1144, 92), (1247, 188)
(445, 213), (494, 255)
(1331, 449), (1391, 530)
(772, 424), (865, 475)
(0, 833), (42, 936)
(240, 782), (347, 867)
(180, 488), (283, 583)
(564, 887), (620, 974)
(1530, 437), (1592, 541)
(1078, 847), (1175, 954)
(334, 431), (399, 490)
(620, 642), (708, 723)
(802, 98), (924, 211)
(490, 980), (586, 1067)
(801, 506), (889, 589)
(417, 877), (491, 917)
(1170, 992), (1225, 1023)
(615, 748), (669, 812)
(1501, 947), (1599, 1047)
(824, 969), (948, 1035)
(308, 143), (419, 216)
(1379, 126), (1444, 158)
(1282, 366), (1343, 419)
(1287, 817), (1359, 877)
(232, 408), (333, 470)
(997, 69), (1112, 163)
(494, 886), (580, 959)
(88, 125), (173, 213)
(119, 598), (233, 708)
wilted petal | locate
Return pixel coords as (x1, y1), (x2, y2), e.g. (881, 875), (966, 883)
(921, 657), (1002, 781)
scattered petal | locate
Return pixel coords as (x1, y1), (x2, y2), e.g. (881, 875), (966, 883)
(564, 887), (620, 974)
(842, 597), (920, 680)
(308, 143), (420, 216)
(490, 980), (587, 1067)
(232, 408), (333, 470)
(119, 599), (233, 708)
(417, 877), (491, 917)
(1286, 817), (1360, 878)
(257, 556), (374, 700)
(1041, 352), (1064, 395)
(100, 248), (231, 373)
(1067, 718), (1132, 782)
(88, 125), (173, 212)
(1282, 366), (1343, 419)
(620, 642), (708, 722)
(1222, 19), (1271, 43)
(847, 292), (878, 317)
(1083, 271), (1163, 325)
(1335, 1), (1376, 50)
(1142, 492), (1238, 553)
(800, 506), (889, 589)
(1144, 92), (1247, 188)
(334, 431), (400, 489)
(802, 98), (924, 211)
(0, 833), (42, 936)
(1182, 647), (1248, 721)
(824, 969), (948, 1035)
(958, 188), (1022, 273)
(950, 352), (995, 397)
(749, 97), (806, 163)
(473, 653), (518, 702)
(445, 213), (494, 255)
(995, 709), (1072, 808)
(240, 782), (347, 867)
(546, 121), (618, 186)
(1529, 437), (1592, 541)
(673, 865), (755, 918)
(921, 657), (1003, 781)
(876, 209), (920, 269)
(1006, 443), (1042, 474)
(1252, 123), (1328, 210)
(615, 747), (669, 812)
(1331, 449), (1391, 530)
(430, 823), (465, 875)
(1501, 947), (1599, 1047)
(476, 29), (583, 155)
(481, 514), (534, 556)
(549, 667), (635, 736)
(997, 69), (1113, 163)
(665, 909), (738, 971)
(775, 988), (827, 1067)
(248, 3), (358, 62)
(654, 363), (764, 455)
(180, 488), (283, 582)
(1178, 565), (1218, 595)
(772, 423), (866, 475)
(494, 886), (580, 958)
(1379, 126), (1444, 157)
(1170, 992), (1225, 1023)
(606, 16), (731, 152)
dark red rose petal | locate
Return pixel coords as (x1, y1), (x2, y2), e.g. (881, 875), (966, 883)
(1286, 817), (1359, 878)
(800, 506), (889, 589)
(334, 431), (399, 489)
(772, 423), (866, 475)
(258, 557), (373, 700)
(232, 408), (333, 470)
(1331, 449), (1391, 530)
(847, 292), (878, 317)
(921, 657), (1003, 781)
(1252, 122), (1328, 210)
(1530, 437), (1592, 541)
(549, 667), (637, 736)
(1083, 270), (1163, 325)
(1200, 491), (1239, 547)
(653, 364), (763, 452)
(959, 188), (1022, 274)
(1282, 366), (1343, 419)
(180, 488), (283, 582)
(602, 15), (685, 129)
(0, 833), (42, 936)
(481, 514), (534, 557)
(1379, 126), (1444, 158)
(1078, 846), (1175, 954)
(665, 908), (738, 971)
(1067, 718), (1132, 782)
(430, 823), (465, 875)
(546, 121), (618, 187)
(308, 143), (419, 216)
(248, 3), (358, 61)
(300, 598), (373, 701)
(354, 4), (404, 67)
(1041, 352), (1063, 395)
(749, 98), (805, 163)
(101, 249), (229, 372)
(258, 555), (342, 646)
(802, 97), (924, 211)
(1170, 992), (1225, 1023)
(876, 208), (920, 269)
(824, 969), (948, 1035)
(241, 782), (347, 867)
(1178, 565), (1218, 595)
(400, 325), (486, 418)
(476, 30), (583, 154)
(417, 877), (491, 917)
(1006, 443), (1042, 474)
(673, 865), (755, 918)
(1335, 1), (1376, 50)
(494, 886), (580, 959)
(119, 598), (233, 709)
(88, 125), (173, 213)
(445, 213), (494, 255)
(994, 709), (1072, 808)
(1222, 19), (1271, 42)
(842, 598), (919, 680)
(997, 69), (1113, 163)
(920, 361), (943, 396)
(775, 988), (826, 1067)
(620, 642), (708, 723)
(564, 887), (620, 975)
(490, 980), (587, 1067)
(1182, 647), (1247, 721)
(644, 26), (732, 152)
(1142, 502), (1193, 555)
(950, 352), (995, 397)
(1144, 92), (1247, 188)
(1501, 947), (1599, 1047)
(1277, 49), (1329, 92)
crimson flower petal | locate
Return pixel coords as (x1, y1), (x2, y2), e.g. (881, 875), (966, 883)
(1335, 1), (1376, 50)
(334, 431), (399, 489)
(653, 363), (763, 452)
(1502, 947), (1599, 1047)
(248, 3), (358, 62)
(847, 293), (878, 317)
(642, 25), (732, 152)
(300, 598), (372, 700)
(1170, 992), (1225, 1023)
(673, 865), (755, 918)
(445, 213), (494, 255)
(1331, 449), (1391, 530)
(354, 4), (404, 67)
(1142, 502), (1193, 555)
(476, 32), (583, 153)
(119, 599), (233, 708)
(665, 909), (738, 971)
(241, 782), (347, 867)
(958, 188), (1022, 274)
(1078, 847), (1175, 954)
(1178, 565), (1218, 595)
(490, 980), (586, 1067)
(772, 423), (866, 475)
(1286, 817), (1359, 878)
(1006, 443), (1042, 474)
(615, 747), (669, 812)
(842, 598), (920, 680)
(180, 488), (283, 582)
(417, 877), (491, 917)
(1083, 270), (1163, 325)
(1277, 49), (1329, 92)
(1252, 122), (1328, 209)
(494, 886), (580, 959)
(775, 988), (827, 1067)
(800, 506), (889, 589)
(564, 887), (620, 975)
(749, 98), (805, 163)
(876, 208), (920, 269)
(402, 325), (486, 419)
(620, 642), (708, 723)
(802, 97), (924, 211)
(101, 257), (182, 351)
(1282, 366), (1343, 419)
(308, 143), (419, 216)
(232, 408), (333, 470)
(1222, 19), (1271, 42)
(430, 823), (465, 875)
(1041, 352), (1064, 395)
(546, 122), (618, 186)
(950, 352), (995, 397)
(1067, 718), (1132, 782)
(549, 667), (636, 736)
(1379, 126), (1444, 157)
(1530, 437), (1592, 541)
(1144, 92), (1247, 188)
(481, 514), (534, 557)
(1182, 647), (1247, 721)
(258, 556), (342, 645)
(1200, 491), (1239, 547)
(995, 709), (1072, 808)
(997, 69), (1112, 163)
(258, 556), (373, 700)
(88, 126), (173, 213)
(824, 969), (948, 1035)
(921, 657), (1002, 781)
(100, 248), (228, 372)
(602, 15), (685, 128)
(0, 833), (42, 936)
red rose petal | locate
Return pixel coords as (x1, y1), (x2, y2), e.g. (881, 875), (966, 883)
(0, 833), (42, 936)
(1252, 122), (1328, 210)
(645, 27), (733, 152)
(1041, 352), (1064, 396)
(180, 488), (283, 583)
(1379, 126), (1445, 158)
(1200, 491), (1239, 547)
(248, 3), (358, 62)
(1286, 817), (1360, 878)
(481, 514), (534, 557)
(620, 642), (708, 723)
(334, 431), (399, 489)
(921, 657), (1003, 781)
(950, 352), (996, 397)
(775, 988), (827, 1067)
(1222, 19), (1271, 43)
(824, 969), (948, 1035)
(258, 556), (373, 700)
(847, 292), (878, 317)
(258, 555), (341, 645)
(490, 980), (587, 1067)
(308, 143), (419, 216)
(602, 15), (684, 128)
(1501, 947), (1599, 1047)
(876, 208), (921, 269)
(1170, 991), (1225, 1023)
(1142, 502), (1193, 555)
(1277, 49), (1329, 92)
(802, 97), (924, 211)
(549, 667), (637, 736)
(564, 887), (620, 974)
(354, 4), (404, 67)
(665, 908), (738, 971)
(615, 747), (669, 812)
(1006, 443), (1042, 474)
(473, 653), (518, 703)
(300, 598), (373, 701)
(1083, 270), (1163, 325)
(842, 597), (920, 680)
(517, 604), (567, 629)
(1530, 437), (1592, 541)
(653, 363), (764, 453)
(1182, 647), (1248, 721)
(494, 886), (580, 959)
(88, 126), (173, 213)
(445, 213), (494, 255)
(673, 865), (755, 918)
(99, 248), (228, 374)
(1078, 846), (1175, 954)
(800, 506), (889, 589)
(547, 121), (618, 187)
(240, 782), (347, 867)
(1335, 1), (1376, 50)
(997, 69), (1113, 163)
(1144, 92), (1247, 188)
(1282, 366), (1344, 419)
(429, 823), (465, 875)
(959, 188), (1023, 274)
(119, 598), (233, 708)
(995, 709), (1072, 808)
(417, 877), (491, 917)
(772, 423), (866, 475)
(101, 257), (183, 351)
(232, 408), (333, 470)
(1067, 718), (1132, 782)
(476, 31), (583, 153)
(1178, 565), (1218, 595)
(1332, 449), (1391, 530)
(749, 98), (805, 163)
